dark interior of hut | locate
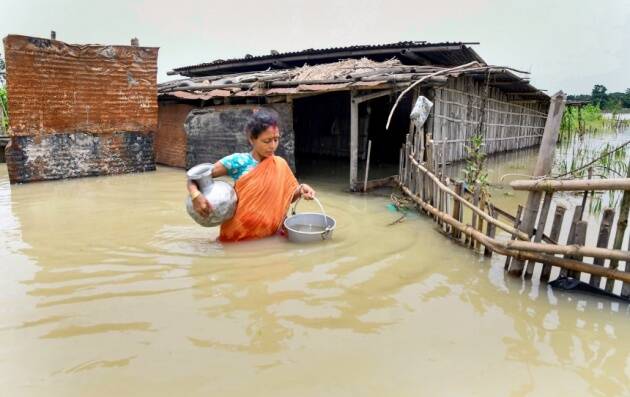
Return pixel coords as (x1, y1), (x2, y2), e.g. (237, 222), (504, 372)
(292, 91), (413, 181)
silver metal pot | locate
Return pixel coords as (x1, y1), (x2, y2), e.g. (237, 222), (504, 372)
(186, 163), (237, 227)
(284, 197), (335, 243)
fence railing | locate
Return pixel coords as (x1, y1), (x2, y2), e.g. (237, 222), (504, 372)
(398, 91), (630, 299)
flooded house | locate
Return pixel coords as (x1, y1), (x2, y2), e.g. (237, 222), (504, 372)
(2, 35), (549, 187)
(157, 41), (550, 190)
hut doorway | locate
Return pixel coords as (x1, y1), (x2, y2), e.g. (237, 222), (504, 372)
(292, 90), (413, 187)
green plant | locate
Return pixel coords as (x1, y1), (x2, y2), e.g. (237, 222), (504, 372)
(559, 104), (606, 142)
(0, 86), (7, 132)
(462, 133), (490, 202)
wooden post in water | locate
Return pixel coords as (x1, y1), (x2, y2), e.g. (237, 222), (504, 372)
(567, 220), (588, 279)
(560, 205), (583, 278)
(590, 208), (615, 289)
(452, 182), (463, 240)
(606, 161), (630, 294)
(525, 191), (553, 278)
(484, 205), (497, 257)
(363, 140), (372, 192)
(505, 205), (524, 270)
(470, 187), (480, 248)
(426, 135), (434, 205)
(509, 91), (566, 276)
(350, 91), (359, 190)
(541, 204), (566, 282)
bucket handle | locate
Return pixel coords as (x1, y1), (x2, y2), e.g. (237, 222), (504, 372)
(290, 196), (332, 239)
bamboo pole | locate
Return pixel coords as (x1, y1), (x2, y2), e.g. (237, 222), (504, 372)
(605, 160), (630, 293)
(525, 191), (553, 278)
(510, 178), (630, 192)
(505, 205), (524, 270)
(502, 235), (630, 262)
(484, 205), (497, 257)
(363, 140), (372, 192)
(470, 187), (480, 248)
(509, 91), (566, 276)
(408, 156), (529, 240)
(566, 221), (588, 279)
(590, 208), (615, 289)
(541, 204), (566, 282)
(350, 91), (359, 190)
(400, 184), (630, 284)
(559, 206), (583, 278)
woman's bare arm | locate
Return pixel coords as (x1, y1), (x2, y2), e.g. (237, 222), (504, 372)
(292, 183), (316, 202)
(212, 161), (228, 178)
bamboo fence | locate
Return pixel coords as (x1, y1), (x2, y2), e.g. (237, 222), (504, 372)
(429, 76), (547, 166)
(398, 89), (630, 298)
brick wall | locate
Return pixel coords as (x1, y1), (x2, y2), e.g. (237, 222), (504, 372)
(184, 103), (295, 170)
(3, 35), (159, 183)
(155, 102), (194, 168)
(6, 132), (155, 181)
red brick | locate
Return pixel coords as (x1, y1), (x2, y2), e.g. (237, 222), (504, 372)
(4, 35), (158, 136)
(155, 102), (193, 168)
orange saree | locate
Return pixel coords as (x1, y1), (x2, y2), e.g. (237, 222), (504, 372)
(219, 155), (298, 242)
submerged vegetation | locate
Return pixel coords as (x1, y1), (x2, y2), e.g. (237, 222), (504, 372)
(554, 139), (629, 213)
(553, 86), (630, 214)
(560, 104), (629, 143)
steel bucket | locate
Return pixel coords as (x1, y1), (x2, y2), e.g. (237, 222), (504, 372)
(284, 197), (335, 243)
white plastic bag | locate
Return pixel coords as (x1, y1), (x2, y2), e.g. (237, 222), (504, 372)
(410, 96), (433, 130)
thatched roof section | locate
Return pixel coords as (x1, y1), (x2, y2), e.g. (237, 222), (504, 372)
(158, 57), (548, 102)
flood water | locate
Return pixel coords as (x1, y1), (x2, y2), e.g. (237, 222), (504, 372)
(1, 146), (630, 396)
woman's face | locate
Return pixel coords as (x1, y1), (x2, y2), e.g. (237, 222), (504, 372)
(250, 126), (280, 159)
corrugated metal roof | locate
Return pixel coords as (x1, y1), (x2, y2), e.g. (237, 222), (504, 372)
(168, 41), (483, 77)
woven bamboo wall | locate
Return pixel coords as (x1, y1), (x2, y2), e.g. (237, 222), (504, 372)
(429, 76), (548, 165)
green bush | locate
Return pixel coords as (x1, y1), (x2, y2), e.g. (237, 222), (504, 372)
(0, 86), (7, 131)
(0, 87), (9, 131)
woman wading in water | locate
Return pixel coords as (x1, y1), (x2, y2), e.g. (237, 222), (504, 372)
(187, 110), (316, 242)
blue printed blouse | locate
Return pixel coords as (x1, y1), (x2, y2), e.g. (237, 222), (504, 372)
(219, 152), (259, 181)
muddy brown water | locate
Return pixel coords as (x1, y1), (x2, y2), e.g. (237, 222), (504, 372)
(1, 148), (629, 396)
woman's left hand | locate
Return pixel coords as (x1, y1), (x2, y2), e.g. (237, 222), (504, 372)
(300, 184), (316, 200)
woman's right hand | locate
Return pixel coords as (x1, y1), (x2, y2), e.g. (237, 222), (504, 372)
(193, 195), (212, 218)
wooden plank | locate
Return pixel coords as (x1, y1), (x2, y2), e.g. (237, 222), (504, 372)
(541, 204), (566, 282)
(363, 140), (372, 192)
(350, 92), (359, 190)
(452, 182), (463, 239)
(525, 191), (553, 278)
(505, 205), (524, 270)
(426, 135), (434, 205)
(566, 220), (588, 279)
(589, 208), (615, 289)
(509, 91), (567, 276)
(559, 205), (583, 278)
(470, 187), (480, 248)
(484, 205), (497, 257)
(605, 165), (630, 293)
